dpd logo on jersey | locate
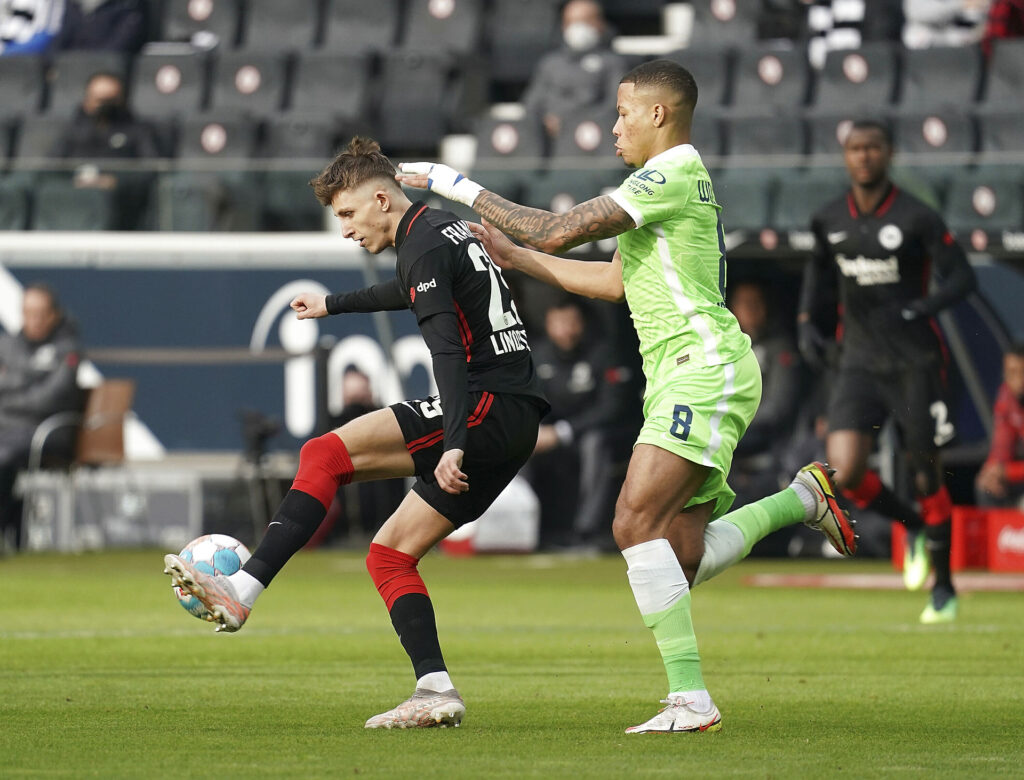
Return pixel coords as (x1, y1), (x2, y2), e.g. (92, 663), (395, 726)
(878, 224), (903, 250)
(411, 278), (437, 302)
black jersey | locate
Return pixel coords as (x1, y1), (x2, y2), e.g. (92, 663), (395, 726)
(326, 202), (546, 452)
(800, 184), (976, 372)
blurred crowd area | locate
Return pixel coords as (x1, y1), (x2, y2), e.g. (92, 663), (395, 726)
(0, 0), (1020, 237)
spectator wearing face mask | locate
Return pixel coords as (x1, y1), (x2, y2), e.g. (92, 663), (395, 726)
(50, 70), (162, 228)
(521, 0), (629, 139)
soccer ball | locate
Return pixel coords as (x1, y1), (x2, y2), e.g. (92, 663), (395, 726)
(172, 534), (251, 619)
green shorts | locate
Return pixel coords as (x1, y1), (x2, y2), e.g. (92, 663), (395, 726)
(634, 348), (762, 519)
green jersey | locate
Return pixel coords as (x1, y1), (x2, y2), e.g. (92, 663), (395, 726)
(609, 144), (749, 383)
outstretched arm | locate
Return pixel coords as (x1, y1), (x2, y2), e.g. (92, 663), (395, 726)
(471, 221), (624, 302)
(292, 278), (408, 319)
(396, 162), (635, 254)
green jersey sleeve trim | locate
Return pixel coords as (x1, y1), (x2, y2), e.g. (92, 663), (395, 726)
(609, 189), (645, 228)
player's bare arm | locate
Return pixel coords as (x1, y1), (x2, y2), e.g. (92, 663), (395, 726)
(471, 220), (624, 302)
(395, 162), (635, 254)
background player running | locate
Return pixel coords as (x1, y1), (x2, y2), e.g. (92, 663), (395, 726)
(165, 137), (548, 729)
(797, 119), (976, 624)
(397, 59), (857, 735)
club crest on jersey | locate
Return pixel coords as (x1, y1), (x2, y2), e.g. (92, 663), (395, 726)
(878, 224), (903, 251)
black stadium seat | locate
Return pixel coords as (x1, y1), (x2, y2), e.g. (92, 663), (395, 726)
(288, 52), (371, 123)
(261, 117), (339, 159)
(944, 170), (1024, 233)
(811, 42), (897, 114)
(32, 177), (115, 230)
(12, 116), (73, 160)
(663, 47), (733, 114)
(976, 109), (1024, 162)
(472, 114), (548, 203)
(243, 0), (319, 51)
(375, 51), (455, 153)
(45, 52), (128, 116)
(399, 0), (483, 55)
(688, 0), (759, 47)
(130, 51), (208, 118)
(724, 114), (805, 158)
(207, 52), (287, 116)
(322, 0), (399, 53)
(983, 39), (1024, 107)
(806, 113), (857, 160)
(0, 176), (30, 230)
(899, 45), (982, 110)
(0, 55), (44, 121)
(550, 105), (618, 160)
(893, 110), (974, 157)
(486, 0), (561, 84)
(162, 0), (241, 48)
(772, 169), (848, 231)
(715, 170), (774, 232)
(731, 45), (809, 114)
(177, 116), (259, 160)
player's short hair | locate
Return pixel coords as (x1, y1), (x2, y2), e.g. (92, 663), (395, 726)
(848, 118), (893, 147)
(620, 59), (698, 110)
(309, 137), (397, 207)
(1007, 342), (1024, 360)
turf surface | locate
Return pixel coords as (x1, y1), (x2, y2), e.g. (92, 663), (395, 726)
(2, 551), (1021, 778)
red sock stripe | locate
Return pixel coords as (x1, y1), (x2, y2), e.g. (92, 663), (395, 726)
(919, 485), (953, 527)
(291, 433), (353, 509)
(366, 542), (429, 610)
(842, 469), (883, 509)
(404, 392), (494, 455)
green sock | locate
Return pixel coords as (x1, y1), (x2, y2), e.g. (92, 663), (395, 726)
(720, 487), (805, 557)
(642, 591), (705, 693)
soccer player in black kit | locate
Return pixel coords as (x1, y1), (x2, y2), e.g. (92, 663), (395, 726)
(797, 119), (976, 623)
(164, 137), (548, 728)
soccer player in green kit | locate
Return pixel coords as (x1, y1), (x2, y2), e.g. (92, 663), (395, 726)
(397, 59), (856, 734)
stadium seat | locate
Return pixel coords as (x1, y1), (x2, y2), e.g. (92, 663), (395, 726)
(663, 47), (732, 113)
(806, 113), (857, 161)
(485, 0), (561, 84)
(375, 51), (455, 153)
(261, 170), (325, 230)
(154, 171), (261, 230)
(207, 52), (287, 116)
(242, 0), (318, 51)
(322, 0), (400, 53)
(12, 116), (73, 160)
(176, 116), (259, 160)
(0, 176), (30, 230)
(983, 39), (1024, 107)
(399, 0), (483, 55)
(31, 176), (115, 230)
(288, 52), (371, 123)
(130, 51), (208, 118)
(551, 105), (618, 160)
(45, 52), (129, 116)
(261, 117), (339, 159)
(471, 114), (548, 204)
(162, 0), (241, 48)
(944, 170), (1024, 233)
(893, 110), (974, 157)
(898, 45), (982, 110)
(715, 169), (775, 232)
(688, 0), (759, 47)
(772, 169), (849, 231)
(731, 45), (809, 114)
(810, 42), (897, 113)
(723, 114), (805, 159)
(0, 55), (45, 121)
(976, 109), (1024, 163)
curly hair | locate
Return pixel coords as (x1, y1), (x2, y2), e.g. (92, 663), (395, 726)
(309, 137), (397, 207)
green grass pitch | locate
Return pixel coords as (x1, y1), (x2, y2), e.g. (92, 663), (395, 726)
(2, 551), (1022, 778)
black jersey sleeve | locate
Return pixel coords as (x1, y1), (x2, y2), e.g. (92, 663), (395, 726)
(798, 214), (831, 320)
(420, 312), (469, 453)
(912, 210), (977, 317)
(406, 246), (458, 322)
(325, 278), (408, 314)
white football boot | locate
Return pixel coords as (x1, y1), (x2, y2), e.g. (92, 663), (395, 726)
(164, 553), (250, 632)
(793, 461), (858, 557)
(364, 689), (465, 729)
(625, 694), (723, 734)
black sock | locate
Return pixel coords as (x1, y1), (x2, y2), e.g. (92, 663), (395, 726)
(242, 490), (327, 586)
(388, 592), (447, 681)
(867, 485), (923, 530)
(925, 521), (954, 592)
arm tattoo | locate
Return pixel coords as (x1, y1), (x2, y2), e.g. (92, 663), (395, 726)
(474, 192), (635, 252)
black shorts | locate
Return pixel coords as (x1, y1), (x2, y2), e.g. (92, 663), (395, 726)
(828, 366), (954, 453)
(390, 391), (544, 528)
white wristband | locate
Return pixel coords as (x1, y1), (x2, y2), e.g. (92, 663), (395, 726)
(400, 162), (483, 208)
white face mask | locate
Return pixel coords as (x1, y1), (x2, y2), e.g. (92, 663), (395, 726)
(563, 21), (601, 51)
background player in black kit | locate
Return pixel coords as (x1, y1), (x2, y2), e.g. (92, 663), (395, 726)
(797, 119), (976, 624)
(165, 137), (548, 728)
